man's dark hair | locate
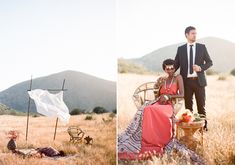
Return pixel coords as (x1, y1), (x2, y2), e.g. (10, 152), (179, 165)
(162, 59), (176, 70)
(185, 26), (196, 35)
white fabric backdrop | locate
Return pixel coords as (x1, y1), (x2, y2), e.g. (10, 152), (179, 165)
(28, 89), (70, 124)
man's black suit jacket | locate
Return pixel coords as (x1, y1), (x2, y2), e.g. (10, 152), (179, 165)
(175, 43), (213, 86)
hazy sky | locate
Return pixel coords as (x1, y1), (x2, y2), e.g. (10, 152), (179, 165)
(1, 0), (235, 91)
(117, 0), (235, 58)
(0, 0), (115, 91)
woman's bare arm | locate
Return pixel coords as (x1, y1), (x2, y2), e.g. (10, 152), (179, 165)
(154, 76), (165, 98)
(170, 74), (184, 99)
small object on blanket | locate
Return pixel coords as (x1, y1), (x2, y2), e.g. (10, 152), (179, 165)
(84, 136), (93, 145)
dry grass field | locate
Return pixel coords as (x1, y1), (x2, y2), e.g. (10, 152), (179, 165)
(0, 113), (116, 165)
(118, 73), (235, 165)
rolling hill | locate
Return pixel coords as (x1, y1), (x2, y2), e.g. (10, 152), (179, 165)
(0, 70), (116, 113)
(118, 58), (150, 74)
(0, 103), (25, 115)
(126, 37), (235, 73)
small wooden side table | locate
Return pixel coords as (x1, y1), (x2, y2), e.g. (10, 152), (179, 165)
(176, 120), (204, 151)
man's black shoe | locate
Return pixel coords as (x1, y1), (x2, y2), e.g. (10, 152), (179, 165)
(203, 125), (208, 131)
(204, 120), (208, 131)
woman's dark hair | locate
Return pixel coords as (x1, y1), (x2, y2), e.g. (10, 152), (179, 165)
(162, 59), (176, 70)
(185, 26), (196, 35)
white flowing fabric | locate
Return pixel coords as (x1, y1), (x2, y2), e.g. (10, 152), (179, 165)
(28, 89), (70, 124)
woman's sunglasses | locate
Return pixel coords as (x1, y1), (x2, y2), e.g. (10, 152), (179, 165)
(165, 65), (175, 70)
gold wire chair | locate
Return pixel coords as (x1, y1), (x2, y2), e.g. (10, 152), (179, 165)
(132, 81), (184, 113)
(67, 126), (85, 143)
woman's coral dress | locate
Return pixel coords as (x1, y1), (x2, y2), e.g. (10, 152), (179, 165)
(118, 82), (178, 160)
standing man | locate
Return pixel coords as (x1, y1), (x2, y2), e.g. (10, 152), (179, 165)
(175, 26), (213, 131)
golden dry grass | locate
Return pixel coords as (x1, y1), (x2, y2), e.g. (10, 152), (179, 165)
(118, 73), (235, 165)
(0, 113), (116, 165)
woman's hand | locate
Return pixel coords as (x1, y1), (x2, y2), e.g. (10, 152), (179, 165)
(158, 95), (169, 105)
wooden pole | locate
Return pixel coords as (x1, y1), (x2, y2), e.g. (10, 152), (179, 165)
(53, 79), (66, 140)
(53, 118), (59, 140)
(26, 76), (33, 141)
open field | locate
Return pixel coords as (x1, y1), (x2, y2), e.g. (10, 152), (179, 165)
(0, 113), (116, 165)
(118, 73), (235, 164)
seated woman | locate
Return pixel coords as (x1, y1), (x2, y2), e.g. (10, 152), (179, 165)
(118, 59), (205, 164)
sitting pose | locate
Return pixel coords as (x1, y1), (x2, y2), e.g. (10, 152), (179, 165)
(118, 59), (205, 164)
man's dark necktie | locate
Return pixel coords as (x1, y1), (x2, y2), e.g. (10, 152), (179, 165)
(189, 45), (193, 74)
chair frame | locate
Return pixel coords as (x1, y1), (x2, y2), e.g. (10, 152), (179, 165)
(132, 81), (183, 111)
(67, 126), (85, 143)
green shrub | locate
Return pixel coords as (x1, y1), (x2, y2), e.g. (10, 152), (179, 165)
(206, 69), (218, 75)
(9, 111), (17, 116)
(218, 75), (227, 81)
(112, 109), (116, 114)
(118, 58), (150, 74)
(109, 113), (116, 118)
(230, 68), (235, 76)
(70, 108), (85, 115)
(85, 115), (93, 120)
(32, 114), (40, 117)
(0, 104), (26, 116)
(93, 106), (107, 114)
